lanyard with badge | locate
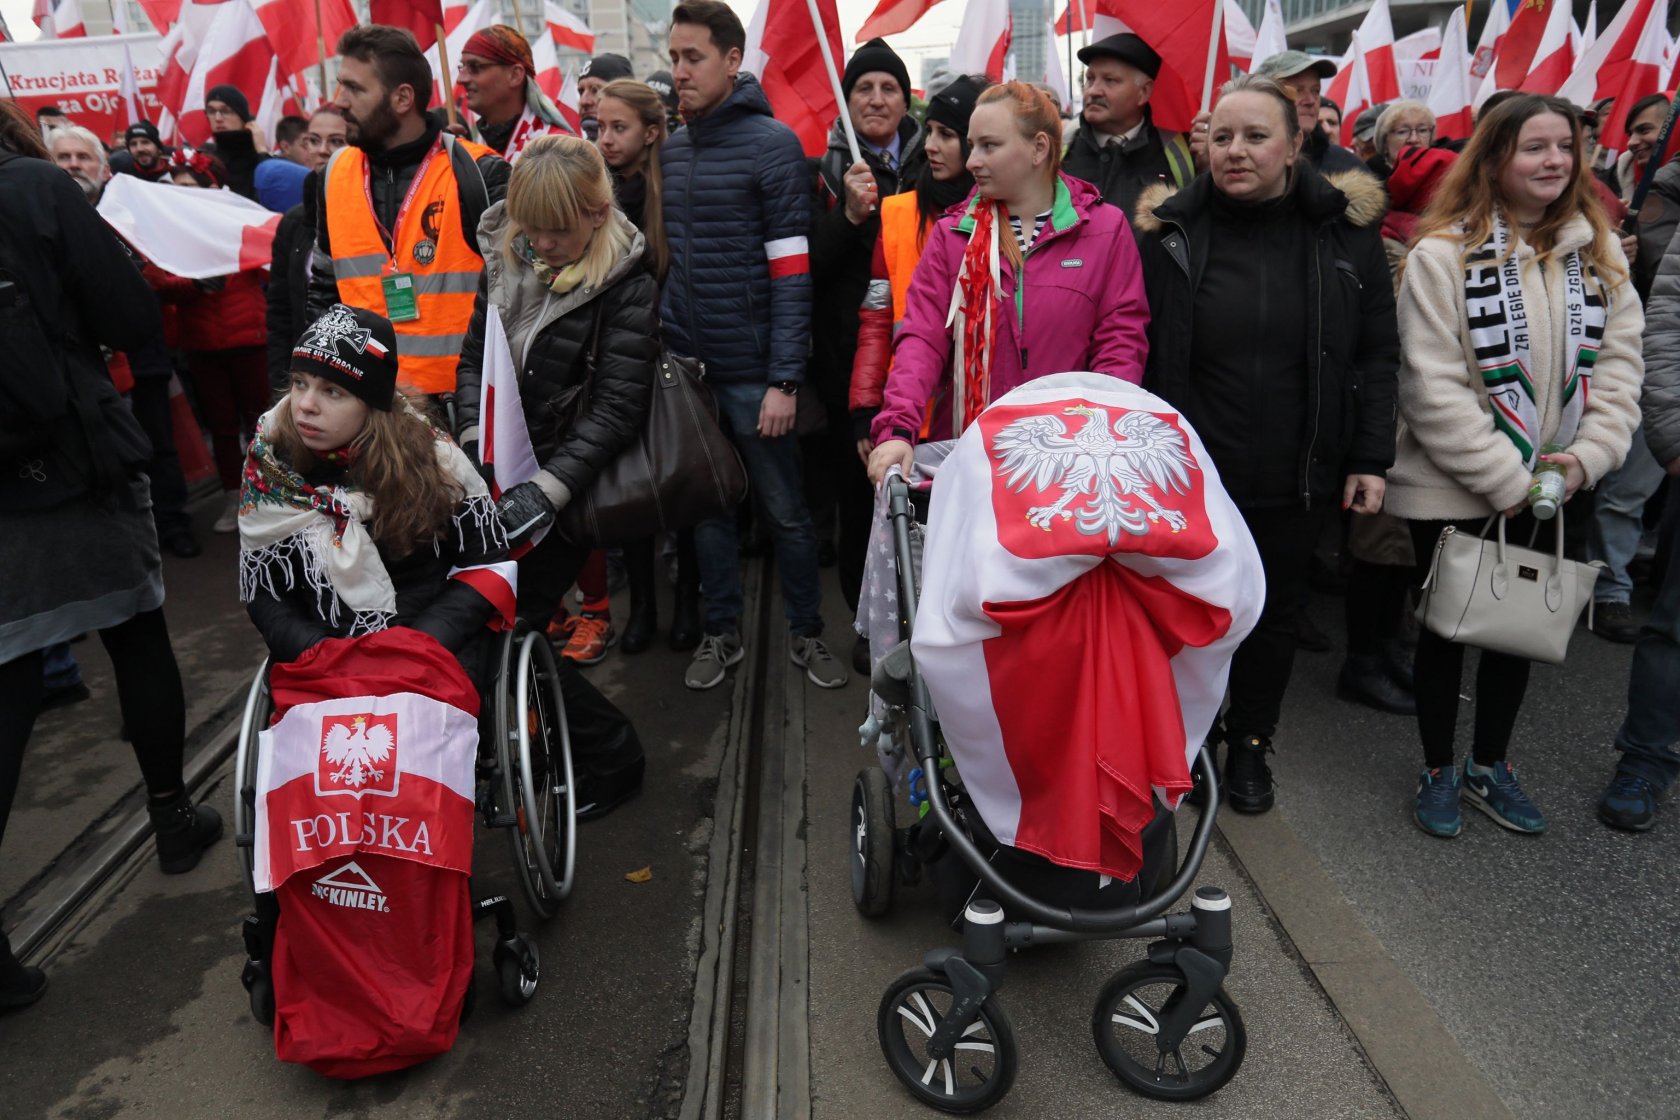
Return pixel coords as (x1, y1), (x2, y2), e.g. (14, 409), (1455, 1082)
(363, 140), (441, 323)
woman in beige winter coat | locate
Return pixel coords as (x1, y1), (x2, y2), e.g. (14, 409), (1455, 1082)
(1391, 94), (1643, 839)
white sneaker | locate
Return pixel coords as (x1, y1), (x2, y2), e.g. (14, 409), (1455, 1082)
(213, 493), (240, 534)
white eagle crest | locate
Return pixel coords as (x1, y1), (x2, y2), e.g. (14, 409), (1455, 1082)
(302, 305), (372, 355)
(322, 715), (393, 788)
(992, 405), (1198, 545)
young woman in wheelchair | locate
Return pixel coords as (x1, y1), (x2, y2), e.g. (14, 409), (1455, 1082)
(238, 304), (514, 672)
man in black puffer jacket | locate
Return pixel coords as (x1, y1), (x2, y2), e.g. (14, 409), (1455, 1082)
(663, 0), (846, 693)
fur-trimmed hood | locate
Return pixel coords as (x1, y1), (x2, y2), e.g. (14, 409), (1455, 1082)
(1131, 166), (1386, 236)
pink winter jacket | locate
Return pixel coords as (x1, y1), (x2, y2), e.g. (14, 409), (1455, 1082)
(870, 173), (1149, 446)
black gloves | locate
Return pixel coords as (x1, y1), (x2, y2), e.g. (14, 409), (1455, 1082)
(461, 440), (497, 492)
(496, 480), (555, 548)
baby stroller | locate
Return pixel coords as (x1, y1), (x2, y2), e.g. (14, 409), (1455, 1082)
(853, 377), (1261, 1113)
(231, 624), (573, 1075)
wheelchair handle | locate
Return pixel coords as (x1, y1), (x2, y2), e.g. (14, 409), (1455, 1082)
(889, 473), (1223, 934)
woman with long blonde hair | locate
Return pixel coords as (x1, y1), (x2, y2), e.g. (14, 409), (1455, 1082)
(1391, 94), (1644, 838)
(453, 132), (656, 819)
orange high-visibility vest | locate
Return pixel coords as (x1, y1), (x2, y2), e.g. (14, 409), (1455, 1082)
(878, 191), (927, 330)
(324, 136), (490, 395)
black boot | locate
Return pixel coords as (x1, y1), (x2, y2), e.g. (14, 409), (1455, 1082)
(1224, 734), (1275, 814)
(669, 567), (701, 653)
(1337, 654), (1417, 715)
(620, 543), (658, 655)
(147, 790), (224, 874)
(0, 930), (47, 1010)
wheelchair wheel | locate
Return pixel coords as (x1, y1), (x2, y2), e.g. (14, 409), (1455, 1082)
(496, 629), (577, 921)
(232, 658), (272, 898)
(851, 767), (895, 917)
(878, 966), (1017, 1113)
(1090, 961), (1246, 1101)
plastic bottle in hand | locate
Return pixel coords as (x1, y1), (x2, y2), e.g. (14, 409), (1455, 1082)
(1529, 443), (1567, 520)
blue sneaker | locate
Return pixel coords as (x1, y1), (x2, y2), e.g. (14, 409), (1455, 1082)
(1597, 772), (1658, 832)
(1462, 760), (1547, 834)
(1413, 766), (1462, 838)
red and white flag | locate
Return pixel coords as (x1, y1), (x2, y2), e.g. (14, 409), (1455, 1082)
(1426, 6), (1473, 141)
(1474, 0), (1555, 105)
(433, 0), (494, 111)
(1347, 0), (1398, 102)
(742, 0), (844, 158)
(1053, 0), (1094, 37)
(1580, 0), (1598, 56)
(1469, 0), (1509, 101)
(1559, 0), (1662, 118)
(156, 0), (276, 146)
(97, 172), (281, 276)
(475, 304), (555, 557)
(950, 0), (1011, 82)
(543, 0), (593, 54)
(1092, 0), (1232, 132)
(1248, 0), (1287, 73)
(532, 39), (582, 133)
(251, 0), (355, 85)
(1517, 0), (1575, 93)
(368, 0), (444, 51)
(118, 40), (148, 125)
(33, 0), (85, 39)
(857, 0), (944, 42)
(913, 373), (1264, 882)
(1222, 0), (1256, 71)
(255, 629), (480, 1078)
(1326, 35), (1370, 146)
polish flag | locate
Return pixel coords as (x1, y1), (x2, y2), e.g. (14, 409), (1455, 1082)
(1559, 0), (1663, 114)
(912, 373), (1263, 882)
(251, 0), (356, 84)
(949, 0), (1012, 84)
(1325, 36), (1369, 146)
(1426, 6), (1473, 141)
(1582, 0), (1669, 152)
(1348, 0), (1398, 102)
(138, 0), (183, 33)
(1474, 0), (1553, 105)
(857, 0), (944, 42)
(1223, 0), (1256, 71)
(97, 173), (282, 277)
(1580, 1), (1598, 56)
(1092, 0), (1233, 132)
(1052, 0), (1094, 37)
(1395, 27), (1441, 62)
(1044, 19), (1070, 107)
(38, 0), (86, 38)
(1248, 0), (1287, 73)
(543, 1), (593, 54)
(1469, 0), (1509, 104)
(157, 0), (277, 147)
(368, 0), (445, 51)
(742, 0), (844, 158)
(256, 629), (480, 1079)
(475, 305), (554, 555)
(533, 41), (583, 133)
(1517, 0), (1575, 94)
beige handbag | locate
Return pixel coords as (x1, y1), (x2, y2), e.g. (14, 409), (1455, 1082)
(1415, 509), (1604, 665)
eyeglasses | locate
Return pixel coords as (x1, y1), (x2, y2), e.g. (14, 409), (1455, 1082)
(1392, 125), (1435, 140)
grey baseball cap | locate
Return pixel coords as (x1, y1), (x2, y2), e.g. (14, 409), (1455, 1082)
(1353, 102), (1388, 142)
(1252, 50), (1338, 81)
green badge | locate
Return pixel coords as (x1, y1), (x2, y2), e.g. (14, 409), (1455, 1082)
(382, 272), (419, 323)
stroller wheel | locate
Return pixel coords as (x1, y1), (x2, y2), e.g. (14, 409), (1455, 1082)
(878, 966), (1017, 1113)
(1091, 962), (1246, 1101)
(495, 935), (541, 1007)
(851, 768), (895, 917)
(241, 958), (274, 1027)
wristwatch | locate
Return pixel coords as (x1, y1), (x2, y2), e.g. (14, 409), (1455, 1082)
(771, 381), (799, 396)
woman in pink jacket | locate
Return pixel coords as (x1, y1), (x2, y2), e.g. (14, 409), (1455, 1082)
(865, 81), (1149, 483)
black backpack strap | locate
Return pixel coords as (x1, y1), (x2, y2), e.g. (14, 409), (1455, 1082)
(444, 133), (491, 245)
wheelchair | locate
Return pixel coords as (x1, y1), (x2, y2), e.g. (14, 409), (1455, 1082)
(231, 623), (576, 1020)
(856, 474), (1246, 1113)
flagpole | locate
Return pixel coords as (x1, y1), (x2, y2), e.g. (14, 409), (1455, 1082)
(803, 0), (861, 164)
(436, 23), (460, 125)
(314, 0), (328, 106)
(1199, 0), (1225, 112)
(508, 0), (524, 32)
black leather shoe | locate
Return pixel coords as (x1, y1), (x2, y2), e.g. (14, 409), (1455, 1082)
(620, 590), (657, 655)
(147, 792), (224, 875)
(851, 634), (871, 675)
(0, 932), (46, 1011)
(1337, 654), (1417, 715)
(1296, 615), (1333, 653)
(162, 528), (202, 558)
(576, 758), (645, 822)
(1224, 735), (1275, 814)
(1591, 601), (1641, 644)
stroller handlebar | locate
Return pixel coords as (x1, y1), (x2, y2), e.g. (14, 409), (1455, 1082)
(886, 474), (1224, 936)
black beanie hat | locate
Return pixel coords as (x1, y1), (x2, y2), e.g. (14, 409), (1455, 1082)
(206, 83), (253, 123)
(925, 75), (986, 140)
(843, 37), (912, 104)
(291, 305), (399, 412)
(125, 120), (161, 145)
(580, 53), (633, 82)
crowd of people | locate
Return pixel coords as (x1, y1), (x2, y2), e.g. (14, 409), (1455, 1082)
(3, 3), (1680, 1015)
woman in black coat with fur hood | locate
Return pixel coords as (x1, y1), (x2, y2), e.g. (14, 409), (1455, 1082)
(454, 134), (657, 820)
(1131, 74), (1399, 818)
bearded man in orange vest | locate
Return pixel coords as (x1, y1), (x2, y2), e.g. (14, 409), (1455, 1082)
(307, 24), (511, 399)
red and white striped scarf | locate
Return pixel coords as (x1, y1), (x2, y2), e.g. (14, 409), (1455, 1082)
(947, 199), (1005, 436)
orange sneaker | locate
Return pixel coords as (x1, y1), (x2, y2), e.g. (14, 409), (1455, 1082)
(561, 612), (615, 665)
(545, 612), (578, 646)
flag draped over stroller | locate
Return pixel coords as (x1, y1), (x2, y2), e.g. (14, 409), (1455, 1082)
(254, 628), (481, 1078)
(912, 373), (1265, 882)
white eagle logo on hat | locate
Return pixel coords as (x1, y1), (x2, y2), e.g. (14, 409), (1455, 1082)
(303, 305), (387, 358)
(993, 405), (1197, 546)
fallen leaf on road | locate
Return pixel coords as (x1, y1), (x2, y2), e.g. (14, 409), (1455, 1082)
(625, 866), (653, 883)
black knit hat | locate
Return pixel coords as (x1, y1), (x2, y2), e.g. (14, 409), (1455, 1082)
(842, 37), (911, 103)
(926, 75), (986, 139)
(580, 53), (633, 82)
(124, 120), (161, 145)
(206, 83), (253, 123)
(291, 305), (399, 411)
(645, 71), (679, 115)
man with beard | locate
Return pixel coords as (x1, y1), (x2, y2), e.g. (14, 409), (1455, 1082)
(454, 24), (574, 162)
(308, 24), (510, 398)
(48, 124), (110, 202)
(1060, 33), (1193, 221)
(118, 120), (170, 182)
